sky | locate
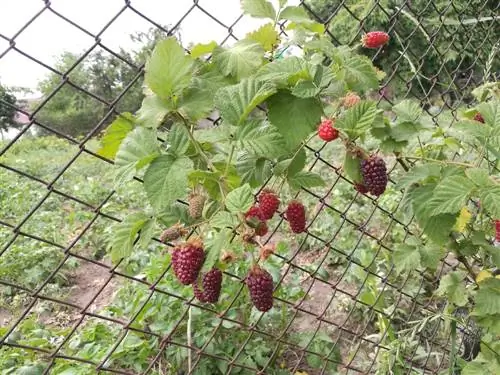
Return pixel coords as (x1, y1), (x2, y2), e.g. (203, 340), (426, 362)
(0, 0), (299, 93)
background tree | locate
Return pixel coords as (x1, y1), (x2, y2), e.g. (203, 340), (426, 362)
(35, 27), (168, 138)
(305, 0), (499, 102)
(0, 82), (17, 135)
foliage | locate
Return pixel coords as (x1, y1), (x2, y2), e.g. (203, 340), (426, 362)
(0, 82), (17, 133)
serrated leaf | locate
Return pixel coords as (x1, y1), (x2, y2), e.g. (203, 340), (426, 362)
(188, 170), (221, 200)
(203, 228), (232, 272)
(256, 57), (310, 87)
(436, 271), (468, 306)
(477, 101), (500, 128)
(390, 121), (426, 142)
(241, 0), (276, 19)
(288, 171), (325, 190)
(274, 148), (306, 177)
(115, 127), (160, 185)
(246, 23), (279, 51)
(393, 244), (421, 274)
(215, 78), (277, 125)
(395, 164), (441, 190)
(343, 152), (363, 183)
(236, 120), (286, 158)
(342, 55), (379, 92)
(167, 123), (190, 156)
(291, 80), (320, 98)
(97, 113), (134, 159)
(210, 211), (238, 229)
(236, 154), (272, 187)
(109, 213), (149, 263)
(453, 207), (472, 233)
(213, 40), (265, 80)
(335, 101), (377, 138)
(145, 38), (195, 99)
(136, 94), (171, 128)
(392, 100), (422, 123)
(267, 91), (322, 150)
(157, 203), (192, 227)
(429, 176), (476, 216)
(419, 243), (446, 270)
(465, 168), (493, 187)
(190, 41), (217, 59)
(136, 218), (155, 250)
(177, 84), (215, 121)
(462, 361), (494, 375)
(143, 155), (193, 210)
(473, 277), (500, 315)
(478, 185), (500, 217)
(225, 183), (254, 213)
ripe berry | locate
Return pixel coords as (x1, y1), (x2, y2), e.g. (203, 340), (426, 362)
(193, 268), (223, 303)
(285, 200), (307, 234)
(172, 240), (205, 285)
(343, 92), (361, 108)
(354, 183), (369, 194)
(245, 205), (265, 222)
(361, 31), (390, 49)
(473, 113), (485, 123)
(258, 189), (280, 220)
(495, 220), (500, 242)
(160, 224), (187, 243)
(360, 156), (388, 196)
(246, 266), (274, 312)
(318, 119), (339, 142)
(188, 193), (206, 219)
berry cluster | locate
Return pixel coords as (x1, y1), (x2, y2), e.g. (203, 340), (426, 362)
(317, 119), (339, 142)
(246, 266), (274, 312)
(244, 189), (280, 237)
(361, 31), (390, 49)
(360, 155), (388, 196)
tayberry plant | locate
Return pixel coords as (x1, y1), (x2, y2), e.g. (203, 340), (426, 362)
(96, 0), (500, 373)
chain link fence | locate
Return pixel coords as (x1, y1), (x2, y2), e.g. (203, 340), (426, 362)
(0, 1), (498, 374)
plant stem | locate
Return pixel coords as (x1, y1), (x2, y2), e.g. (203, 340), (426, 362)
(401, 156), (474, 168)
(224, 144), (235, 178)
(187, 306), (192, 373)
(178, 113), (216, 171)
(449, 320), (457, 375)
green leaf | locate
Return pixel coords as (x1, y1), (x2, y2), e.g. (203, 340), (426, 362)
(188, 170), (223, 200)
(143, 155), (193, 210)
(177, 84), (215, 121)
(335, 101), (377, 138)
(419, 244), (446, 270)
(236, 154), (272, 187)
(97, 113), (134, 159)
(291, 80), (320, 98)
(473, 277), (500, 316)
(210, 211), (238, 229)
(190, 41), (217, 59)
(390, 121), (427, 142)
(241, 0), (276, 19)
(215, 78), (277, 125)
(429, 176), (476, 216)
(236, 120), (286, 158)
(436, 271), (468, 306)
(267, 91), (322, 150)
(225, 183), (254, 213)
(213, 40), (265, 80)
(136, 218), (156, 250)
(246, 23), (279, 51)
(115, 127), (160, 185)
(256, 57), (310, 87)
(393, 244), (421, 274)
(477, 101), (500, 128)
(273, 148), (306, 177)
(109, 213), (149, 263)
(167, 123), (190, 156)
(465, 168), (494, 187)
(288, 171), (325, 190)
(157, 203), (192, 227)
(136, 94), (171, 128)
(145, 37), (195, 99)
(343, 152), (363, 184)
(203, 228), (232, 272)
(462, 361), (492, 375)
(395, 164), (441, 190)
(392, 100), (422, 123)
(342, 55), (379, 92)
(478, 185), (500, 217)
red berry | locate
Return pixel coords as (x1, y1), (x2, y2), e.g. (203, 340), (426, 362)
(495, 220), (500, 242)
(246, 266), (274, 312)
(172, 240), (205, 285)
(245, 205), (264, 221)
(285, 200), (306, 233)
(318, 119), (339, 142)
(473, 113), (485, 123)
(343, 92), (361, 108)
(362, 31), (390, 49)
(255, 221), (268, 237)
(354, 183), (369, 194)
(193, 268), (223, 303)
(360, 156), (388, 196)
(258, 189), (280, 220)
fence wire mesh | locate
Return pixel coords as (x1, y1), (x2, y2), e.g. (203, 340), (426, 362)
(0, 0), (499, 374)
